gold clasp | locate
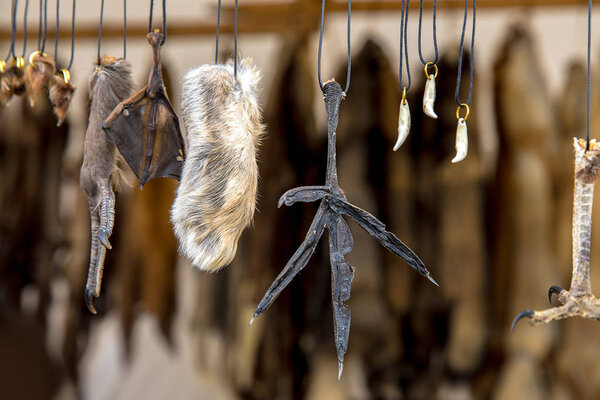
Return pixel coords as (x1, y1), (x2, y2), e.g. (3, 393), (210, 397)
(0, 60), (5, 73)
(424, 62), (438, 79)
(61, 69), (71, 84)
(28, 51), (43, 67)
(456, 103), (470, 121)
(401, 86), (407, 104)
(15, 56), (25, 69)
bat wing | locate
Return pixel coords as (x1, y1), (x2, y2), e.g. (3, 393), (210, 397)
(103, 89), (186, 187)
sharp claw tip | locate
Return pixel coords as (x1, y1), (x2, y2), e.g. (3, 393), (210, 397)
(249, 315), (256, 326)
(548, 285), (564, 304)
(511, 309), (534, 332)
(337, 361), (343, 381)
(85, 290), (98, 314)
(98, 231), (112, 250)
(426, 274), (439, 287)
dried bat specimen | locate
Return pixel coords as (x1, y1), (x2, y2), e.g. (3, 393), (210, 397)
(1, 57), (26, 104)
(102, 31), (186, 188)
(513, 138), (600, 329)
(394, 95), (411, 151)
(80, 57), (133, 313)
(48, 69), (76, 127)
(250, 79), (437, 380)
(171, 58), (264, 271)
(24, 51), (56, 107)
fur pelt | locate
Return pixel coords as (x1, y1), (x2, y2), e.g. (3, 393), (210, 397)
(80, 56), (133, 312)
(1, 63), (26, 105)
(24, 54), (56, 107)
(49, 73), (76, 126)
(171, 58), (264, 271)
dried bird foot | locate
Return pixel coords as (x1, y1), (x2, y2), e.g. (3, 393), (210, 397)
(85, 182), (116, 314)
(513, 288), (600, 330)
(254, 184), (436, 379)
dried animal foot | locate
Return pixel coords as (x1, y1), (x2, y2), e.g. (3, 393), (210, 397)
(252, 80), (436, 379)
(49, 72), (76, 126)
(85, 182), (116, 314)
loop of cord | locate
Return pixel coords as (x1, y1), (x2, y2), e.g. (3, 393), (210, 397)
(398, 0), (410, 90)
(454, 0), (476, 107)
(418, 0), (438, 66)
(317, 0), (351, 94)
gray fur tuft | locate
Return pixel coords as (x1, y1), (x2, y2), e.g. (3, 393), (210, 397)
(171, 58), (264, 271)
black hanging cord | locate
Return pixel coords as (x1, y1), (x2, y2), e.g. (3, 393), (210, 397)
(418, 0), (438, 65)
(215, 0), (221, 63)
(317, 0), (352, 94)
(37, 0), (42, 50)
(41, 0), (48, 53)
(398, 0), (410, 90)
(67, 0), (76, 69)
(21, 0), (30, 58)
(455, 0), (476, 108)
(97, 0), (104, 64)
(6, 0), (18, 62)
(52, 0), (76, 70)
(234, 0), (238, 79)
(54, 0), (59, 65)
(586, 0), (592, 150)
(123, 0), (127, 59)
(148, 0), (167, 46)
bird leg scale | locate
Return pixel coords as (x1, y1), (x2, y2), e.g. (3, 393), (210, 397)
(513, 139), (600, 329)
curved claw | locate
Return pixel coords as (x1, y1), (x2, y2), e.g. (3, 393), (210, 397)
(98, 229), (112, 249)
(548, 285), (565, 304)
(511, 309), (534, 332)
(85, 289), (98, 314)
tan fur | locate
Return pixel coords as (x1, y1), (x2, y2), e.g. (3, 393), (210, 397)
(48, 74), (76, 126)
(24, 55), (56, 107)
(171, 58), (264, 271)
(0, 64), (26, 104)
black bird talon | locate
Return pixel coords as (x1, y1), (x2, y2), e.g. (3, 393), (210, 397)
(548, 285), (565, 304)
(85, 289), (98, 314)
(511, 309), (534, 332)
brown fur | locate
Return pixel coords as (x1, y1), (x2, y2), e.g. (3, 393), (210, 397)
(24, 55), (56, 107)
(80, 57), (133, 312)
(171, 58), (264, 271)
(48, 74), (76, 126)
(0, 63), (26, 104)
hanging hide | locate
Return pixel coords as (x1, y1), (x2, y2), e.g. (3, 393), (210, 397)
(1, 57), (26, 104)
(489, 24), (559, 400)
(48, 71), (76, 127)
(24, 52), (56, 107)
(80, 56), (133, 313)
(102, 31), (186, 188)
(171, 57), (264, 271)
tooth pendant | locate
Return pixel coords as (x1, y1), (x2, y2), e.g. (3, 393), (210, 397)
(452, 117), (468, 163)
(423, 75), (438, 119)
(394, 99), (411, 151)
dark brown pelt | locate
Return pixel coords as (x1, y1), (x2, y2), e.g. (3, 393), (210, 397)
(24, 55), (56, 107)
(48, 74), (76, 126)
(0, 65), (26, 104)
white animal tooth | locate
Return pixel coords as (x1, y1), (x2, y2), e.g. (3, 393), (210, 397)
(451, 118), (468, 163)
(422, 75), (438, 119)
(394, 99), (411, 151)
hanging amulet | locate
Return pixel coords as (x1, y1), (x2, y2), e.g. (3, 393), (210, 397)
(452, 104), (469, 163)
(394, 87), (411, 151)
(422, 62), (438, 119)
